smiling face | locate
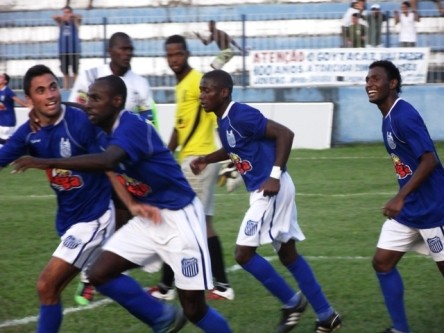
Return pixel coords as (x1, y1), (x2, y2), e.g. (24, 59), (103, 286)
(26, 73), (62, 123)
(365, 66), (398, 115)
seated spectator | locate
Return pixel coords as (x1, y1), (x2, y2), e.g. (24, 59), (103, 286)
(366, 4), (387, 47)
(346, 13), (367, 47)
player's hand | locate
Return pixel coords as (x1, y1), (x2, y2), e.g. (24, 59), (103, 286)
(129, 202), (161, 223)
(382, 194), (404, 219)
(258, 177), (280, 197)
(28, 108), (41, 133)
(190, 156), (207, 175)
(10, 156), (48, 173)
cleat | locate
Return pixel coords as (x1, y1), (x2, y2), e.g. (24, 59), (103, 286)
(153, 306), (187, 333)
(276, 292), (308, 333)
(207, 287), (235, 301)
(148, 285), (176, 301)
(314, 312), (341, 333)
(74, 282), (95, 306)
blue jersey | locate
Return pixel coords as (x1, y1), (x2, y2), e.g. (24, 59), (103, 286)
(217, 102), (285, 192)
(0, 86), (17, 127)
(107, 110), (195, 209)
(58, 20), (80, 54)
(382, 98), (444, 228)
(0, 106), (112, 235)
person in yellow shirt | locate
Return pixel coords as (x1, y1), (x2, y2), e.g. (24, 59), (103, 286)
(148, 34), (234, 301)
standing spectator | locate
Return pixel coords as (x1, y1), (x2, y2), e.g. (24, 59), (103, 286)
(0, 64), (115, 333)
(53, 6), (81, 90)
(148, 34), (234, 302)
(346, 13), (367, 47)
(0, 73), (29, 148)
(394, 1), (420, 47)
(365, 60), (444, 333)
(69, 32), (158, 129)
(410, 0), (444, 16)
(191, 69), (342, 333)
(66, 0), (93, 10)
(341, 0), (367, 47)
(366, 4), (387, 47)
(195, 20), (245, 70)
(12, 74), (233, 333)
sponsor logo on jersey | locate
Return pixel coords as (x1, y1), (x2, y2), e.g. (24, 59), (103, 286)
(229, 153), (252, 175)
(46, 168), (83, 191)
(245, 220), (258, 236)
(427, 236), (443, 253)
(60, 138), (72, 158)
(63, 235), (82, 249)
(390, 153), (412, 179)
(181, 257), (199, 277)
(386, 131), (396, 150)
(116, 174), (151, 197)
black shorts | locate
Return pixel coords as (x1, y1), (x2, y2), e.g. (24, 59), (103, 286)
(59, 53), (80, 75)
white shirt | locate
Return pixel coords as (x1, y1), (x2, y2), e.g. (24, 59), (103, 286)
(399, 12), (417, 43)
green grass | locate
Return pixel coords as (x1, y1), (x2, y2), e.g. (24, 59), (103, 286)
(1, 143), (443, 332)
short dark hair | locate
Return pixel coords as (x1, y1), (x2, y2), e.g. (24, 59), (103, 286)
(63, 5), (73, 11)
(23, 65), (57, 96)
(95, 75), (127, 108)
(109, 32), (131, 48)
(202, 69), (234, 96)
(369, 60), (402, 93)
(165, 34), (188, 51)
(3, 73), (10, 84)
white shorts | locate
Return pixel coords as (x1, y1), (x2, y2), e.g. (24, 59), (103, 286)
(103, 197), (214, 290)
(377, 219), (444, 262)
(52, 201), (115, 269)
(0, 126), (14, 140)
(181, 155), (220, 216)
(236, 172), (305, 251)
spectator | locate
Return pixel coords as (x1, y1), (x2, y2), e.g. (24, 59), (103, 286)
(366, 4), (387, 47)
(346, 13), (367, 47)
(0, 73), (29, 148)
(53, 6), (81, 90)
(195, 20), (244, 70)
(66, 0), (93, 10)
(410, 0), (444, 16)
(394, 1), (420, 47)
(341, 0), (367, 47)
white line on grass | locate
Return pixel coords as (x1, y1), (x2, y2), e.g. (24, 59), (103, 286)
(0, 254), (425, 329)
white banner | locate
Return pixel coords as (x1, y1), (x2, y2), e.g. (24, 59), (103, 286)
(250, 47), (430, 87)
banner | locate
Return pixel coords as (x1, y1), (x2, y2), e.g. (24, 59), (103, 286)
(249, 47), (430, 87)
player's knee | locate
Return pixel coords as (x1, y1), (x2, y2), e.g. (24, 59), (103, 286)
(234, 246), (255, 265)
(36, 277), (57, 300)
(371, 256), (391, 273)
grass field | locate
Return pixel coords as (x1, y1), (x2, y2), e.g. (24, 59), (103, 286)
(1, 143), (443, 333)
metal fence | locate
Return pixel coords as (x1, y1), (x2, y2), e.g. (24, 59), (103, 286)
(1, 8), (443, 88)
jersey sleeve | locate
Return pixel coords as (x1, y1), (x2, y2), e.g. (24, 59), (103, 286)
(233, 104), (267, 140)
(0, 124), (30, 167)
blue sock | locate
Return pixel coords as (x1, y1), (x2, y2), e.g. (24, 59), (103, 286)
(196, 307), (232, 333)
(286, 255), (333, 321)
(241, 253), (296, 305)
(96, 274), (164, 326)
(376, 268), (410, 333)
(37, 303), (62, 333)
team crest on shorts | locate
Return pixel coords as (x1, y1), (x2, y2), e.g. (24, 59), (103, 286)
(245, 220), (258, 236)
(181, 257), (199, 277)
(63, 235), (82, 249)
(427, 237), (443, 253)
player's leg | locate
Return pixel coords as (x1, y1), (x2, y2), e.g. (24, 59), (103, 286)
(418, 226), (444, 276)
(37, 257), (80, 333)
(373, 219), (413, 333)
(59, 54), (69, 90)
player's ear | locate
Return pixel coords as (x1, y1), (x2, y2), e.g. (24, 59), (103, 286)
(113, 95), (124, 108)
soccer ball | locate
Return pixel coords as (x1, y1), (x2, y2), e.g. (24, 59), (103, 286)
(218, 162), (243, 193)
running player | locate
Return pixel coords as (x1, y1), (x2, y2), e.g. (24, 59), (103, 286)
(0, 64), (115, 333)
(148, 34), (234, 302)
(12, 74), (233, 333)
(365, 60), (444, 333)
(190, 69), (342, 333)
(0, 73), (29, 148)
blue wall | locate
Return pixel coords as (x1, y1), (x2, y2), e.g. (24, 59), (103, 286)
(152, 84), (444, 146)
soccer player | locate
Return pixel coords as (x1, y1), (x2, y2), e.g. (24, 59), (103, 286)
(69, 32), (158, 128)
(13, 75), (233, 333)
(0, 73), (29, 148)
(0, 64), (115, 333)
(195, 20), (244, 70)
(69, 31), (158, 304)
(148, 34), (234, 302)
(190, 69), (341, 333)
(365, 60), (444, 333)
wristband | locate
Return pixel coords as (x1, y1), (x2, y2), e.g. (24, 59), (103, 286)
(270, 166), (282, 179)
